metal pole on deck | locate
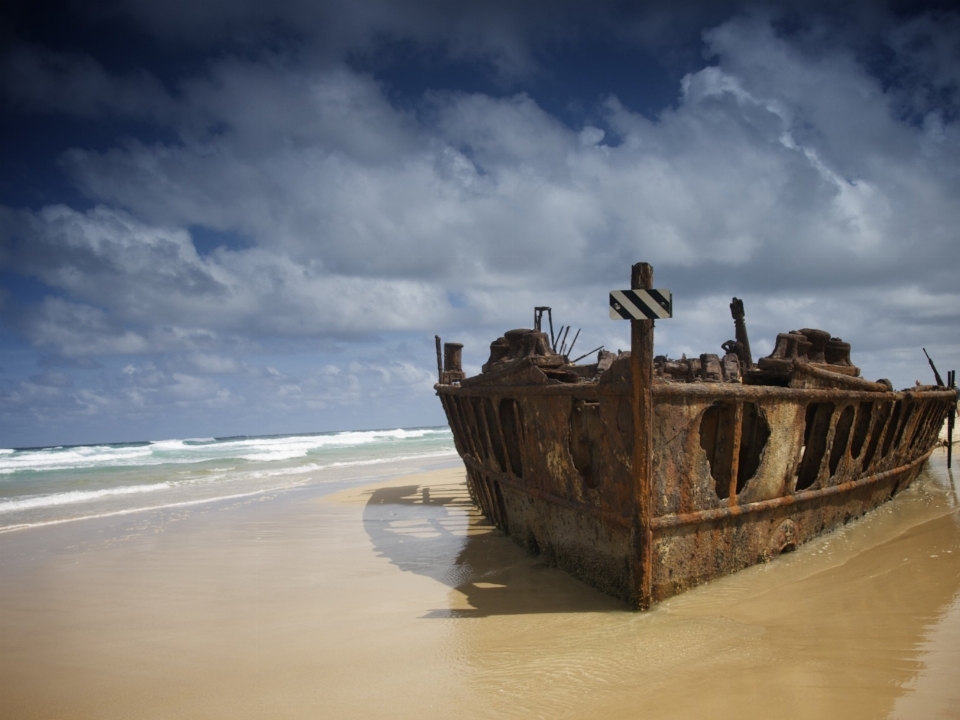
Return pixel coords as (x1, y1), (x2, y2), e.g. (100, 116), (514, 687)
(948, 369), (956, 470)
(631, 263), (655, 609)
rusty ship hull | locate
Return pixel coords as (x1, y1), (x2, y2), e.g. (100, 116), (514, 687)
(435, 270), (956, 609)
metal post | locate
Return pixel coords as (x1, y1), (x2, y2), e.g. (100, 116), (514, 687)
(730, 297), (753, 367)
(948, 369), (956, 470)
(631, 262), (655, 609)
(434, 335), (443, 384)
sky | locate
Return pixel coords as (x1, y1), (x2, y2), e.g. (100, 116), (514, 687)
(1, 0), (958, 448)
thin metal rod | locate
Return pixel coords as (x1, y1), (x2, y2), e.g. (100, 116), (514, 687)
(727, 402), (743, 505)
(567, 328), (581, 358)
(924, 348), (945, 386)
(948, 369), (955, 469)
(569, 346), (604, 364)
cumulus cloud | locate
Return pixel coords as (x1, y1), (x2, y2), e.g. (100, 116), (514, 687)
(19, 298), (150, 357)
(2, 203), (456, 357)
(1, 338), (446, 446)
(2, 4), (958, 444)
(40, 14), (959, 303)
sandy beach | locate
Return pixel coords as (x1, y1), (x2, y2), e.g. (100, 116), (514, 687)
(2, 450), (958, 719)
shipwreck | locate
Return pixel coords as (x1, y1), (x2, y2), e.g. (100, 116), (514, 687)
(435, 263), (957, 609)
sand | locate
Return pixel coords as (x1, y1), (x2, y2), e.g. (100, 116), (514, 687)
(1, 452), (959, 719)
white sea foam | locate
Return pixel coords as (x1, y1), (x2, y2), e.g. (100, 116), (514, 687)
(0, 483), (171, 513)
(323, 449), (459, 468)
(0, 427), (457, 529)
(148, 439), (191, 451)
(0, 444), (155, 474)
(240, 448), (459, 479)
(1, 428), (452, 475)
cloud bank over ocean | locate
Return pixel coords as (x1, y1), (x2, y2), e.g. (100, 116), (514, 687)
(2, 1), (958, 447)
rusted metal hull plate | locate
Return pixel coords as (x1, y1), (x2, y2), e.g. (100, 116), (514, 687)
(650, 457), (926, 602)
(441, 382), (954, 608)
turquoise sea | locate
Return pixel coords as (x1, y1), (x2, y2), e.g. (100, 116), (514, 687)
(0, 427), (457, 532)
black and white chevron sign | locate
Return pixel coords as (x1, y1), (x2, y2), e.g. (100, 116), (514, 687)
(609, 289), (673, 320)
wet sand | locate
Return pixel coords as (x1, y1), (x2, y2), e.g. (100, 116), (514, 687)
(1, 450), (958, 719)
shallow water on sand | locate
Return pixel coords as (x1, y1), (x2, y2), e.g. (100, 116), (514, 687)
(1, 450), (957, 719)
(362, 450), (960, 719)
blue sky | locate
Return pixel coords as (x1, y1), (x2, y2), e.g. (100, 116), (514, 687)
(2, 0), (958, 448)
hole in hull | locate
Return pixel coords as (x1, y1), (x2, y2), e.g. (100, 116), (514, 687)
(483, 397), (508, 473)
(570, 400), (602, 489)
(796, 402), (835, 491)
(700, 401), (770, 499)
(881, 401), (903, 459)
(829, 405), (855, 477)
(861, 401), (891, 471)
(850, 401), (872, 459)
(499, 398), (524, 478)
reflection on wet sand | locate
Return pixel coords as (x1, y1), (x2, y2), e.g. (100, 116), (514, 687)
(363, 482), (624, 616)
(364, 454), (960, 719)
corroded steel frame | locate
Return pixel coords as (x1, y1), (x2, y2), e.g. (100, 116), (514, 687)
(436, 377), (955, 608)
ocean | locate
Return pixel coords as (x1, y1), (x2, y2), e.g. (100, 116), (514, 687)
(0, 427), (458, 532)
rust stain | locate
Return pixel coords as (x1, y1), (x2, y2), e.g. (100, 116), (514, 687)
(435, 266), (957, 609)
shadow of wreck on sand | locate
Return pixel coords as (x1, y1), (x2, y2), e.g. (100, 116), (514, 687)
(362, 481), (624, 618)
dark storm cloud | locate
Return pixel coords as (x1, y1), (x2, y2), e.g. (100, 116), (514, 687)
(9, 1), (937, 86)
(1, 45), (175, 120)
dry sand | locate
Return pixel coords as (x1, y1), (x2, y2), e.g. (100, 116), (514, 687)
(1, 452), (959, 719)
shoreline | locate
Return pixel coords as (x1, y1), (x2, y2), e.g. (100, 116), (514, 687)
(1, 450), (958, 719)
(0, 453), (461, 535)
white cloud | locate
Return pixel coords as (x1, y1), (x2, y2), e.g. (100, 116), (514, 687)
(187, 353), (239, 374)
(42, 17), (954, 307)
(20, 298), (151, 357)
(2, 9), (959, 444)
(7, 15), (959, 355)
(3, 204), (457, 356)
